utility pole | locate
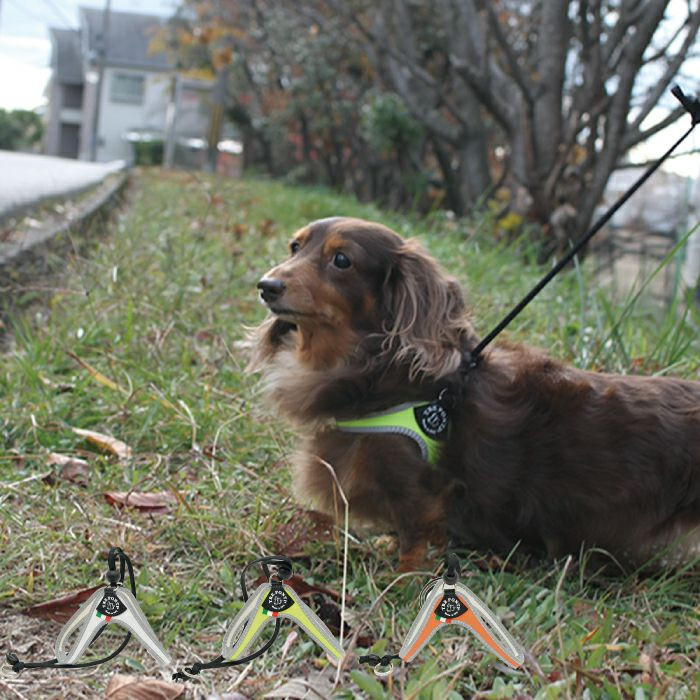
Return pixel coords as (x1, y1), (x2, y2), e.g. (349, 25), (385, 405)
(206, 67), (226, 172)
(163, 73), (180, 168)
(90, 0), (111, 161)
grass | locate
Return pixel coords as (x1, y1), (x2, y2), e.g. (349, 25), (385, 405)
(0, 168), (699, 699)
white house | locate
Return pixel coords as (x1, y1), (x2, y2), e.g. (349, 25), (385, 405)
(46, 7), (212, 164)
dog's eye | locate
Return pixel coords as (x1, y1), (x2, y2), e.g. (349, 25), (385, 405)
(290, 241), (300, 255)
(332, 252), (351, 269)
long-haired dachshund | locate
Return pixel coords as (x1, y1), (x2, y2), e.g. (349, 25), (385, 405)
(250, 217), (700, 571)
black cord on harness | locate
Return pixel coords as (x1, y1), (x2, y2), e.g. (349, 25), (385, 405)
(4, 547), (135, 674)
(456, 84), (700, 378)
(172, 555), (293, 681)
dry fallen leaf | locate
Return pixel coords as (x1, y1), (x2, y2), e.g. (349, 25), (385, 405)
(269, 509), (335, 557)
(24, 585), (103, 622)
(105, 674), (184, 700)
(263, 674), (334, 699)
(46, 452), (90, 484)
(104, 491), (179, 514)
(72, 428), (132, 459)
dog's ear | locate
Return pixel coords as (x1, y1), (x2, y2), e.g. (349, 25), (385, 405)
(247, 317), (297, 371)
(382, 239), (473, 380)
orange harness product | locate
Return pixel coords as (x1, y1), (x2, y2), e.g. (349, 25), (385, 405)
(398, 567), (523, 668)
(360, 553), (525, 677)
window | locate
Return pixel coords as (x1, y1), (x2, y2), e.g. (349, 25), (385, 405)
(62, 84), (83, 109)
(110, 73), (145, 104)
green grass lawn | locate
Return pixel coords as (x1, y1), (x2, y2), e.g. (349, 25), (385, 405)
(1, 169), (698, 699)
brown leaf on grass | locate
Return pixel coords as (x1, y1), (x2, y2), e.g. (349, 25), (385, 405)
(72, 428), (132, 458)
(105, 674), (184, 700)
(104, 491), (179, 514)
(24, 585), (103, 622)
(269, 509), (335, 557)
(45, 452), (90, 484)
(194, 329), (215, 342)
(263, 674), (334, 699)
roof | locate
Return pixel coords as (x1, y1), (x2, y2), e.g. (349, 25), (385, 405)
(49, 28), (83, 85)
(80, 7), (173, 71)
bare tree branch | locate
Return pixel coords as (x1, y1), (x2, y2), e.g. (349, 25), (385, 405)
(623, 105), (686, 150)
(474, 0), (535, 105)
(629, 9), (700, 133)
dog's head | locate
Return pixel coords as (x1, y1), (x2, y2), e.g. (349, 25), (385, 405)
(251, 217), (476, 379)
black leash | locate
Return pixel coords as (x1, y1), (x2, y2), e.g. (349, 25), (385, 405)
(4, 547), (135, 674)
(457, 84), (700, 377)
(172, 555), (292, 681)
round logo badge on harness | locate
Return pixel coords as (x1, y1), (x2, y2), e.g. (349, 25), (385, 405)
(414, 402), (449, 439)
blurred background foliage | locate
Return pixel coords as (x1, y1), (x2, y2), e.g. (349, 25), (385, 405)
(157, 0), (700, 259)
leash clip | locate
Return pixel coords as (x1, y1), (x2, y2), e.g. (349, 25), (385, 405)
(1, 652), (22, 678)
(672, 84), (700, 124)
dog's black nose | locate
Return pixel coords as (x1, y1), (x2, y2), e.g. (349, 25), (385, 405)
(257, 277), (286, 303)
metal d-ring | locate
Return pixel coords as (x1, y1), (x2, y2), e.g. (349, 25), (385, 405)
(374, 661), (394, 677)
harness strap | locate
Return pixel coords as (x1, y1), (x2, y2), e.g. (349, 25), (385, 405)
(335, 401), (448, 465)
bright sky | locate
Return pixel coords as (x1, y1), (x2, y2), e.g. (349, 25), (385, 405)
(1, 0), (699, 177)
(0, 0), (176, 111)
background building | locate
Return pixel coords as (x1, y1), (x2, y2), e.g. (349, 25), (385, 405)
(45, 7), (212, 164)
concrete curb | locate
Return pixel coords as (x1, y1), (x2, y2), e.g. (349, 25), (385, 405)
(0, 152), (127, 222)
(0, 170), (129, 269)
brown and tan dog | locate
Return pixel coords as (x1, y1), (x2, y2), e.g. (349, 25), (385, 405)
(250, 217), (700, 571)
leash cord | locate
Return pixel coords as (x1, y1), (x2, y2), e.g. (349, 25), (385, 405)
(5, 547), (135, 673)
(463, 84), (700, 371)
(171, 620), (281, 680)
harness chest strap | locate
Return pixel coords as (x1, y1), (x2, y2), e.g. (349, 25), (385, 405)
(334, 401), (449, 465)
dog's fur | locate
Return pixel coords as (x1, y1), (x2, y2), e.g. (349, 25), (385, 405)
(250, 217), (700, 570)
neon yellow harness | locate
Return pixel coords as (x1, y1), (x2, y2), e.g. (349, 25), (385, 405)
(335, 401), (449, 465)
